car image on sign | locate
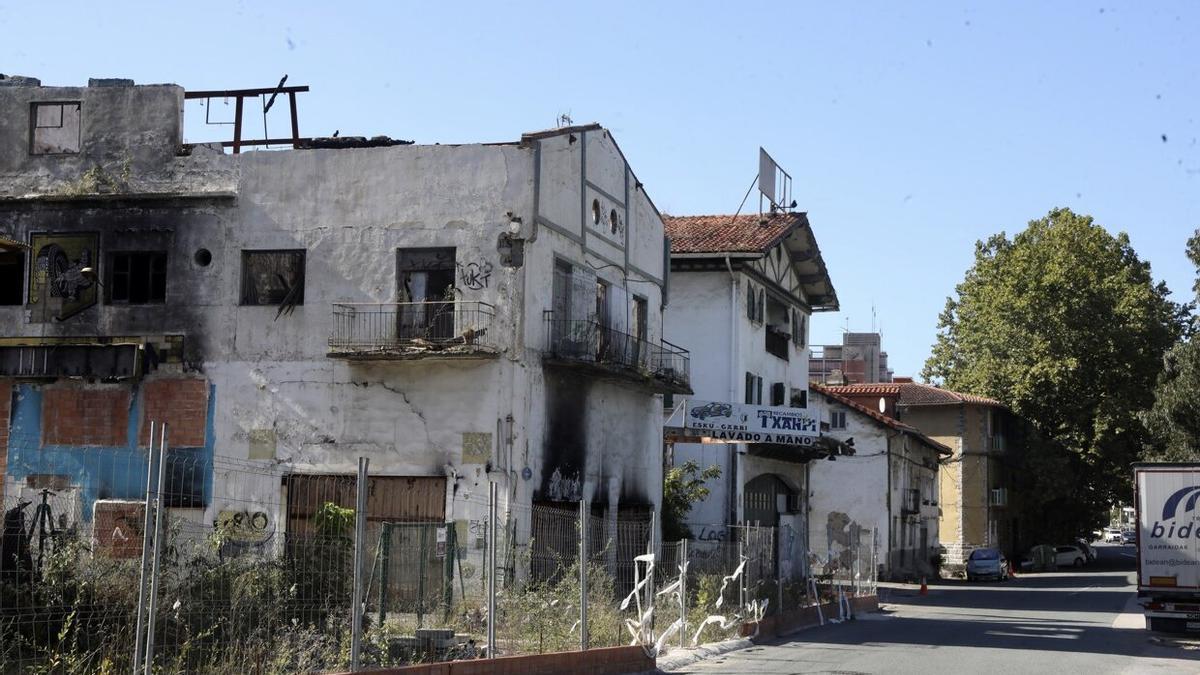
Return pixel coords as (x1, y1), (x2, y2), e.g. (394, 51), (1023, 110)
(690, 402), (733, 420)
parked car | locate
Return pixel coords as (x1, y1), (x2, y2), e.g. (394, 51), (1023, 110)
(966, 548), (1009, 581)
(1054, 545), (1087, 568)
(1103, 528), (1122, 543)
(1121, 529), (1136, 545)
(1074, 538), (1097, 563)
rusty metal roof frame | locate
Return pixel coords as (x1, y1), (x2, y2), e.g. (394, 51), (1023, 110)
(183, 78), (310, 154)
(0, 235), (30, 251)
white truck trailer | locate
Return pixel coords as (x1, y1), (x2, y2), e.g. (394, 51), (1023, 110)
(1134, 463), (1200, 632)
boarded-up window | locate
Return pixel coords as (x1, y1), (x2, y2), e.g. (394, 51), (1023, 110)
(240, 250), (305, 306)
(31, 102), (81, 154)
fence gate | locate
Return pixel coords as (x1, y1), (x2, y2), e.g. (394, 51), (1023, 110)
(377, 522), (456, 624)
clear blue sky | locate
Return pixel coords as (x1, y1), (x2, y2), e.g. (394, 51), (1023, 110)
(4, 1), (1196, 377)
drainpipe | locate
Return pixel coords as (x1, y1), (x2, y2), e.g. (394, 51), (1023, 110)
(885, 429), (899, 579)
(725, 255), (742, 524)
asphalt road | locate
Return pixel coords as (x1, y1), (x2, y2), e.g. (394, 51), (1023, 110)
(668, 544), (1200, 675)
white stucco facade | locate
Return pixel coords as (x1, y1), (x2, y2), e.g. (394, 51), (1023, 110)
(0, 80), (683, 578)
(808, 388), (945, 580)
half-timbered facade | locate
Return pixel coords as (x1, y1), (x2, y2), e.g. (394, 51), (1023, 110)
(661, 211), (837, 578)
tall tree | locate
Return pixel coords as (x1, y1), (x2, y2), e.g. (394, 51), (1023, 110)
(923, 208), (1185, 536)
(1142, 230), (1200, 460)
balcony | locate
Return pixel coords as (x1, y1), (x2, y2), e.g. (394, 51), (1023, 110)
(328, 302), (499, 360)
(542, 312), (691, 394)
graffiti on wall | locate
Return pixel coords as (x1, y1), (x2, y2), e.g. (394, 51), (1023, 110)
(28, 232), (99, 319)
(546, 466), (582, 502)
(214, 509), (274, 557)
(456, 260), (492, 290)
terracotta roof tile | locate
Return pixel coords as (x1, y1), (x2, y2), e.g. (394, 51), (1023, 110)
(810, 383), (952, 456)
(824, 381), (1002, 408)
(664, 212), (803, 254)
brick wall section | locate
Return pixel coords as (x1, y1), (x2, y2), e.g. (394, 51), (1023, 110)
(0, 379), (10, 502)
(140, 378), (209, 447)
(343, 646), (654, 675)
(42, 385), (131, 447)
(93, 500), (145, 559)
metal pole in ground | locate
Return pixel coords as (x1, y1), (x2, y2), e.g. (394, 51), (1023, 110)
(679, 537), (687, 651)
(738, 523), (746, 611)
(350, 457), (370, 671)
(132, 421), (155, 675)
(644, 511), (655, 628)
(143, 424), (168, 675)
(579, 497), (589, 650)
(487, 480), (498, 658)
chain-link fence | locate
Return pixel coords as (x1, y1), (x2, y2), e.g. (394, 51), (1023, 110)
(2, 436), (879, 673)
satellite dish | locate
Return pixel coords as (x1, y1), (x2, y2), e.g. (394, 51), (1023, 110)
(879, 397), (887, 413)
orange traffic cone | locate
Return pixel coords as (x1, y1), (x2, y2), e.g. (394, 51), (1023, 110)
(919, 577), (928, 596)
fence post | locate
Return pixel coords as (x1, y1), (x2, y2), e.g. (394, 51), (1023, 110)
(679, 537), (687, 652)
(487, 480), (498, 658)
(777, 525), (784, 615)
(378, 524), (391, 628)
(350, 457), (369, 671)
(579, 497), (589, 650)
(131, 422), (156, 675)
(644, 511), (655, 620)
(738, 522), (746, 611)
(143, 424), (168, 675)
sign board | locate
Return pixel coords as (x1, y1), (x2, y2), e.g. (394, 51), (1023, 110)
(1136, 465), (1200, 591)
(684, 400), (819, 446)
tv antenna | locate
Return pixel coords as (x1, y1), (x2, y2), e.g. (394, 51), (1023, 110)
(557, 112), (574, 128)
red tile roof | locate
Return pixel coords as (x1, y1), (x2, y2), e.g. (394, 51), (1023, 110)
(664, 212), (804, 254)
(824, 381), (1002, 408)
(811, 383), (952, 456)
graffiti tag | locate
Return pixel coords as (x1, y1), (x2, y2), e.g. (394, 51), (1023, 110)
(457, 261), (493, 290)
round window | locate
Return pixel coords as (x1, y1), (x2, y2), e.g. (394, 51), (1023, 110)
(609, 209), (619, 234)
(194, 248), (213, 267)
(592, 199), (601, 225)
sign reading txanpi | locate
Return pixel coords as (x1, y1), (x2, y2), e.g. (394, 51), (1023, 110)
(684, 400), (819, 446)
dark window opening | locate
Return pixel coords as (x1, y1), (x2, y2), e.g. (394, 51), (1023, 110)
(0, 251), (25, 305)
(107, 251), (167, 304)
(771, 382), (786, 406)
(765, 294), (790, 360)
(745, 372), (763, 405)
(790, 388), (807, 409)
(241, 250), (305, 306)
(397, 247), (456, 339)
(31, 102), (81, 154)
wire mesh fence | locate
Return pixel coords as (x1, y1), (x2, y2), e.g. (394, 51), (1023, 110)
(1, 440), (879, 673)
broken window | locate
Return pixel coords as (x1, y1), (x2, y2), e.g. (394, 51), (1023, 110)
(397, 247), (455, 339)
(30, 102), (81, 154)
(240, 250), (305, 306)
(0, 250), (24, 305)
(106, 251), (166, 304)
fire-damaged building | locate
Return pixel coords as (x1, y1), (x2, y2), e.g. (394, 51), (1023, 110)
(0, 77), (689, 576)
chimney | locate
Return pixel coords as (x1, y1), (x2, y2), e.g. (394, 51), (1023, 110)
(893, 376), (914, 383)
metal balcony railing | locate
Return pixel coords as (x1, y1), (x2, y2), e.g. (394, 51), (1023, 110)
(328, 301), (498, 358)
(543, 312), (691, 393)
